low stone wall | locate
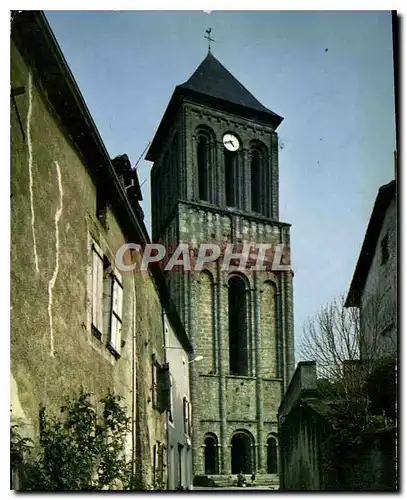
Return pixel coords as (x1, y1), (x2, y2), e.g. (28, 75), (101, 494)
(278, 362), (397, 491)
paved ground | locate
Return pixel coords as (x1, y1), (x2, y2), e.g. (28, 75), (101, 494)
(193, 486), (277, 491)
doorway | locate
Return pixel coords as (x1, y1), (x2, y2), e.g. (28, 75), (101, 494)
(204, 433), (219, 475)
(231, 431), (254, 474)
(267, 437), (278, 473)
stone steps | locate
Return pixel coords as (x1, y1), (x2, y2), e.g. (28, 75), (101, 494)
(206, 474), (279, 488)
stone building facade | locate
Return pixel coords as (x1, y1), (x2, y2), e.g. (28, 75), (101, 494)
(147, 51), (295, 480)
(10, 11), (192, 490)
(345, 179), (397, 360)
(164, 315), (193, 489)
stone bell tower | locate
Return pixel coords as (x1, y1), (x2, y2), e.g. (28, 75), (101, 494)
(146, 48), (294, 483)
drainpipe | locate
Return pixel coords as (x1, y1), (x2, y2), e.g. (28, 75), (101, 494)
(162, 309), (170, 490)
(131, 272), (137, 485)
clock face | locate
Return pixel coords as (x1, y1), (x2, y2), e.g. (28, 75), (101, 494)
(223, 133), (240, 152)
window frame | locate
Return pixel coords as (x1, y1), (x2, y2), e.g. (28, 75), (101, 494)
(90, 238), (123, 359)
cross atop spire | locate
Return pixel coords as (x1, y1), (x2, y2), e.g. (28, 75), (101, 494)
(204, 28), (215, 52)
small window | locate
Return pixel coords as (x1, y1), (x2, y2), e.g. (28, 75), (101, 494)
(152, 354), (159, 409)
(381, 234), (389, 265)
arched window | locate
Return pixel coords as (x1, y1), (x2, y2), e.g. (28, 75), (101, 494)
(267, 436), (278, 473)
(250, 142), (268, 216)
(204, 433), (219, 475)
(251, 150), (261, 213)
(197, 135), (209, 202)
(196, 127), (215, 203)
(228, 275), (248, 376)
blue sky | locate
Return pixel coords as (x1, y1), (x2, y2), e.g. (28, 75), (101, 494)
(45, 10), (396, 355)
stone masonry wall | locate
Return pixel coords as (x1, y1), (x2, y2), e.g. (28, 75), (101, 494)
(11, 38), (167, 490)
(148, 90), (294, 477)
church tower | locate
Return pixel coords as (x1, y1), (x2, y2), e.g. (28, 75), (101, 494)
(146, 49), (294, 481)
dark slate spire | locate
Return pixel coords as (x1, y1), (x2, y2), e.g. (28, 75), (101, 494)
(179, 51), (279, 118)
(146, 52), (283, 162)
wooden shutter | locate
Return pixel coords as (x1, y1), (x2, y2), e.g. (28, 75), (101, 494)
(158, 363), (171, 414)
(92, 242), (104, 335)
(103, 265), (112, 338)
(110, 269), (123, 353)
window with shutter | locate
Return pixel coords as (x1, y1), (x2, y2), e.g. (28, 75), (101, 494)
(90, 239), (125, 360)
(108, 270), (123, 355)
(91, 242), (104, 339)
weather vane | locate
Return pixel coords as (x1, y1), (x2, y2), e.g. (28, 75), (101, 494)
(204, 28), (215, 51)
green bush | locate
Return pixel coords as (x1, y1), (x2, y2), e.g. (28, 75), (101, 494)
(11, 388), (140, 491)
